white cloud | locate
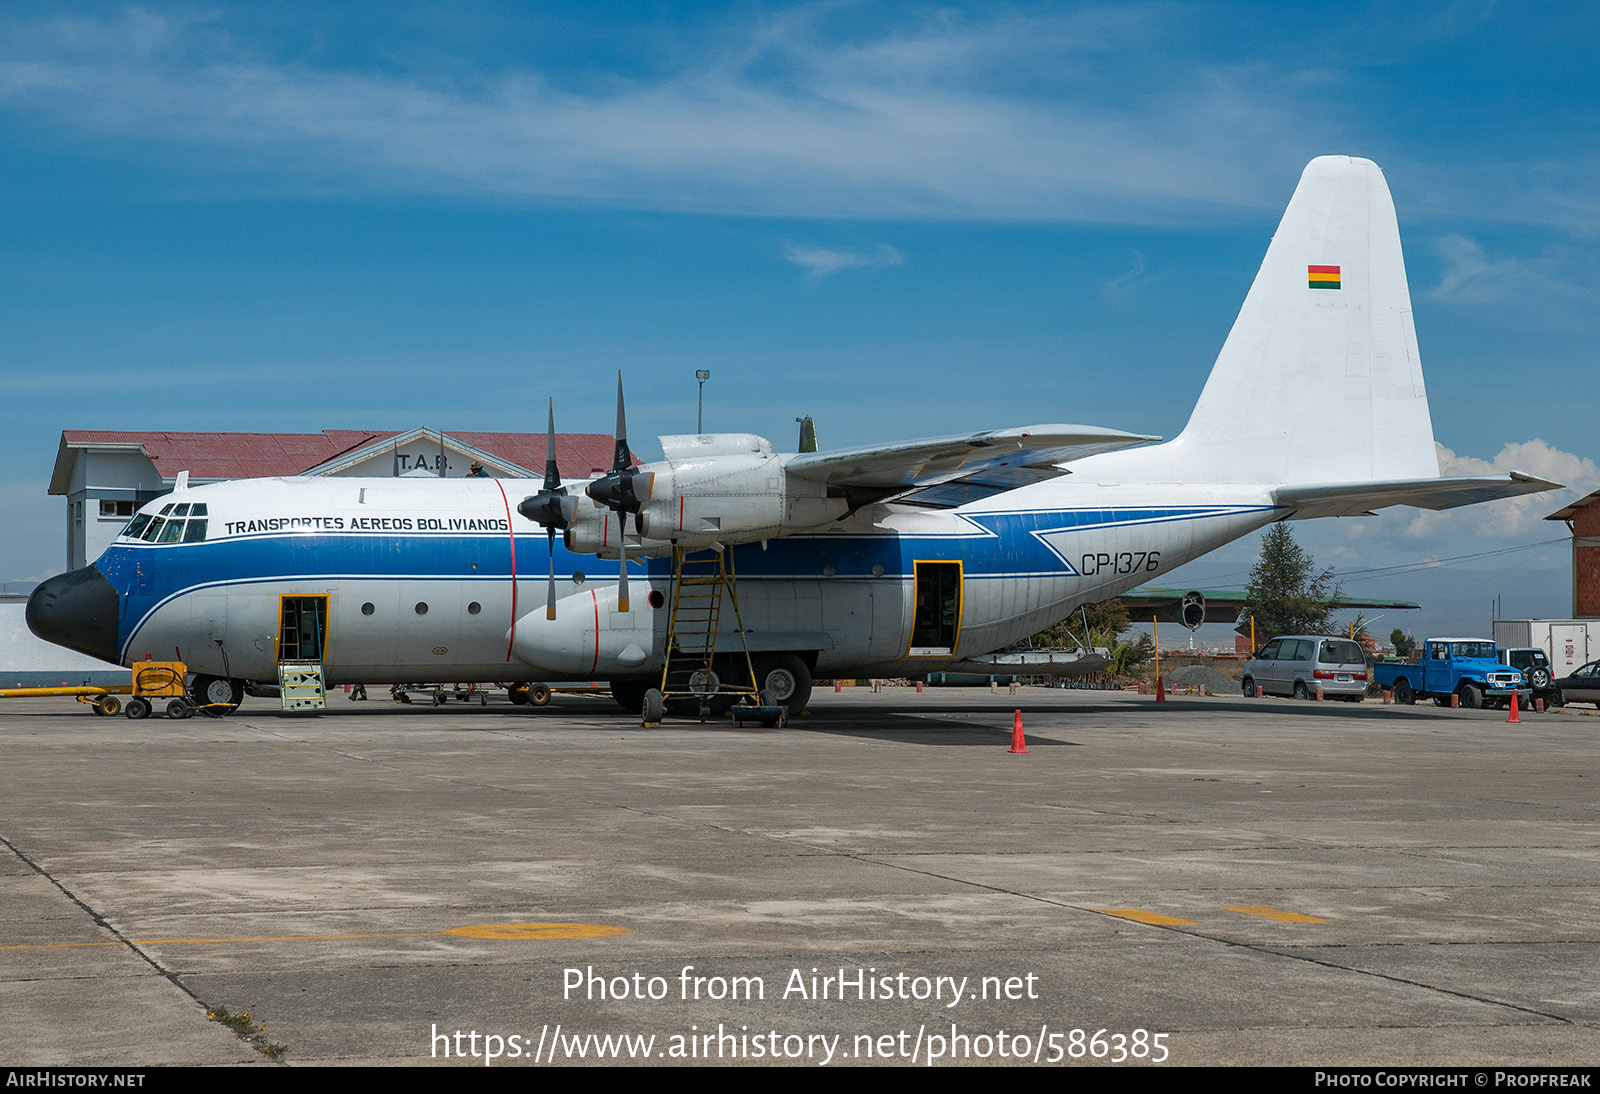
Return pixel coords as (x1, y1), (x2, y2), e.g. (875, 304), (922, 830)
(1429, 234), (1530, 302)
(1395, 439), (1600, 541)
(783, 242), (902, 278)
(1428, 234), (1600, 305)
(1102, 249), (1167, 301)
(0, 6), (1332, 221)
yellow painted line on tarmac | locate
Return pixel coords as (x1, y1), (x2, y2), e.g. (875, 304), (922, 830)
(1093, 908), (1198, 926)
(0, 922), (630, 950)
(445, 922), (631, 940)
(1222, 905), (1331, 923)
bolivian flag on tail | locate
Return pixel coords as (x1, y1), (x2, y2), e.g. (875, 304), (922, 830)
(1308, 264), (1341, 290)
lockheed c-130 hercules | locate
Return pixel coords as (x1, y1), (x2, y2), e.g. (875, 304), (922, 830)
(27, 156), (1558, 719)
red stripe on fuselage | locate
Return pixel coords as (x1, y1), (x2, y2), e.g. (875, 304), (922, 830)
(494, 480), (517, 661)
(590, 590), (600, 676)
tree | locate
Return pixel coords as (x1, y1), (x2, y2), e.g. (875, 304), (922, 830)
(1242, 522), (1339, 644)
(1390, 628), (1418, 660)
(1031, 599), (1153, 675)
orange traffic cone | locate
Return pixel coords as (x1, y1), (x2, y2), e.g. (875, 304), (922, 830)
(1155, 675), (1166, 702)
(1009, 710), (1029, 754)
(1507, 689), (1521, 724)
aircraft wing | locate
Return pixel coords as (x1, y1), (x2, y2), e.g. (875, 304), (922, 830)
(1274, 473), (1561, 520)
(785, 425), (1158, 502)
(944, 647), (1116, 677)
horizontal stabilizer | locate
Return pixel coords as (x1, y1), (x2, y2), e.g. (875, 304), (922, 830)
(786, 425), (1157, 493)
(1275, 472), (1560, 520)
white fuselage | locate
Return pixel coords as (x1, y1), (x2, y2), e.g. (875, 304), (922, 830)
(97, 465), (1281, 685)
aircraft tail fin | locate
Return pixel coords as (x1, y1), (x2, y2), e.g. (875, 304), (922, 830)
(1171, 155), (1439, 484)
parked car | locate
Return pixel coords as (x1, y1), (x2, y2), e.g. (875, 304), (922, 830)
(1552, 661), (1600, 707)
(1498, 646), (1562, 708)
(1241, 636), (1369, 700)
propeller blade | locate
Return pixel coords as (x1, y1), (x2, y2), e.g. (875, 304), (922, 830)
(543, 398), (560, 491)
(612, 372), (631, 472)
(547, 528), (557, 621)
(617, 515), (630, 612)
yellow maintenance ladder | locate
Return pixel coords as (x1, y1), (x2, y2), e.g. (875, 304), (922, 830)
(656, 547), (760, 720)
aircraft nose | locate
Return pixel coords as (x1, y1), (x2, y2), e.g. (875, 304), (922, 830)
(26, 565), (120, 664)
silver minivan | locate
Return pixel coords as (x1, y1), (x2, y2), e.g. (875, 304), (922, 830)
(1241, 636), (1370, 700)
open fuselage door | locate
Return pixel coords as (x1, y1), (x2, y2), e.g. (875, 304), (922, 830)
(277, 595), (329, 710)
(908, 561), (962, 658)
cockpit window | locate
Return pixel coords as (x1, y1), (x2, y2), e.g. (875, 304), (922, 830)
(129, 507), (208, 544)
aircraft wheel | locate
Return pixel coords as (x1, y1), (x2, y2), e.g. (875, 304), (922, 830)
(125, 698), (151, 720)
(191, 675), (243, 717)
(752, 653), (812, 715)
(642, 688), (665, 725)
(1392, 680), (1414, 705)
(526, 683), (552, 707)
(507, 684), (529, 706)
(1458, 683), (1483, 709)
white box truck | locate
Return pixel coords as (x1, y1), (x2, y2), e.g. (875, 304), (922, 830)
(1492, 619), (1597, 677)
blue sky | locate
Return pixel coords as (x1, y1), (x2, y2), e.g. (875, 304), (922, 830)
(2, 2), (1596, 637)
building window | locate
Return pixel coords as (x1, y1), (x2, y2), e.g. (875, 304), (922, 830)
(98, 500), (135, 520)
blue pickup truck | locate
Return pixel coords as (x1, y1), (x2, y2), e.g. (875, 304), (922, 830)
(1372, 638), (1530, 708)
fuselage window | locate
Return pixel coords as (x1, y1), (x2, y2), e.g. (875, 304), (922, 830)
(467, 602), (482, 615)
(181, 520), (208, 543)
(361, 603), (375, 616)
(123, 514), (152, 539)
(157, 520), (185, 544)
(415, 602), (429, 615)
(142, 517), (166, 541)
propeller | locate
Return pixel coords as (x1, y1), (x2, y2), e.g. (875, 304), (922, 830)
(585, 373), (652, 611)
(517, 400), (578, 619)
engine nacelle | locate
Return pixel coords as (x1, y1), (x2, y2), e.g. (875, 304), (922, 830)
(1175, 590), (1207, 631)
(639, 436), (848, 548)
(508, 584), (664, 675)
(565, 434), (849, 556)
(562, 500), (673, 560)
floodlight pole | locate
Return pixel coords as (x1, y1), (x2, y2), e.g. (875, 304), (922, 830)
(695, 370), (711, 433)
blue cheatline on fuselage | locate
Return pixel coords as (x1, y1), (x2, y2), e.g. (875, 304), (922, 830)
(103, 503), (1278, 662)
